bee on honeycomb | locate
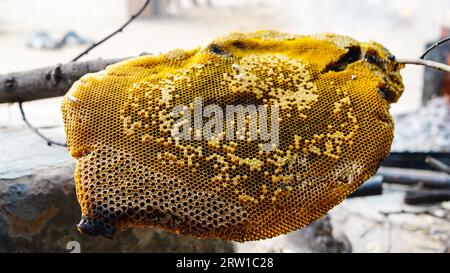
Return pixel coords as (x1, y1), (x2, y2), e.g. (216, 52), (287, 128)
(61, 30), (404, 241)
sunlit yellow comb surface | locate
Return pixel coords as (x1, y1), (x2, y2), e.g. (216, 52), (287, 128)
(61, 30), (403, 241)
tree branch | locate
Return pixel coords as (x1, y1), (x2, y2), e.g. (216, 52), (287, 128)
(0, 57), (127, 104)
(396, 58), (450, 73)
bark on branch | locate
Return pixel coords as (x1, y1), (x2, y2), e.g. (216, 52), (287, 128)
(0, 57), (127, 104)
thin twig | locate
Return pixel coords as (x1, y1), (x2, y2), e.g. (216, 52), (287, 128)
(396, 58), (450, 73)
(18, 102), (67, 147)
(71, 0), (151, 62)
(420, 36), (450, 59)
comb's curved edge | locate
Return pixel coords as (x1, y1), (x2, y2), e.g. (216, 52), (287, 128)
(103, 48), (201, 75)
(310, 33), (360, 49)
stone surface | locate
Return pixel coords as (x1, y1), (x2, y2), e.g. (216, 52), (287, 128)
(0, 162), (233, 253)
(236, 216), (351, 253)
(302, 216), (352, 253)
(330, 186), (450, 253)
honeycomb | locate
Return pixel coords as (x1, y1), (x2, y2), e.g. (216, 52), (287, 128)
(61, 30), (404, 241)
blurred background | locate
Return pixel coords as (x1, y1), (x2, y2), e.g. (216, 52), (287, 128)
(0, 0), (449, 253)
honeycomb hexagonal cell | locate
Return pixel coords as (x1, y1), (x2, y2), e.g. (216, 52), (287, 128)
(61, 30), (404, 241)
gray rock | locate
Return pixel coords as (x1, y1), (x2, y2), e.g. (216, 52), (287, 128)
(0, 163), (233, 253)
(302, 215), (352, 253)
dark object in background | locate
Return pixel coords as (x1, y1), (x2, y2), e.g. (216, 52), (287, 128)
(26, 31), (88, 49)
(380, 152), (450, 205)
(422, 27), (450, 104)
(349, 176), (383, 198)
(405, 189), (450, 205)
(377, 166), (450, 188)
(26, 32), (59, 49)
(382, 152), (450, 171)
